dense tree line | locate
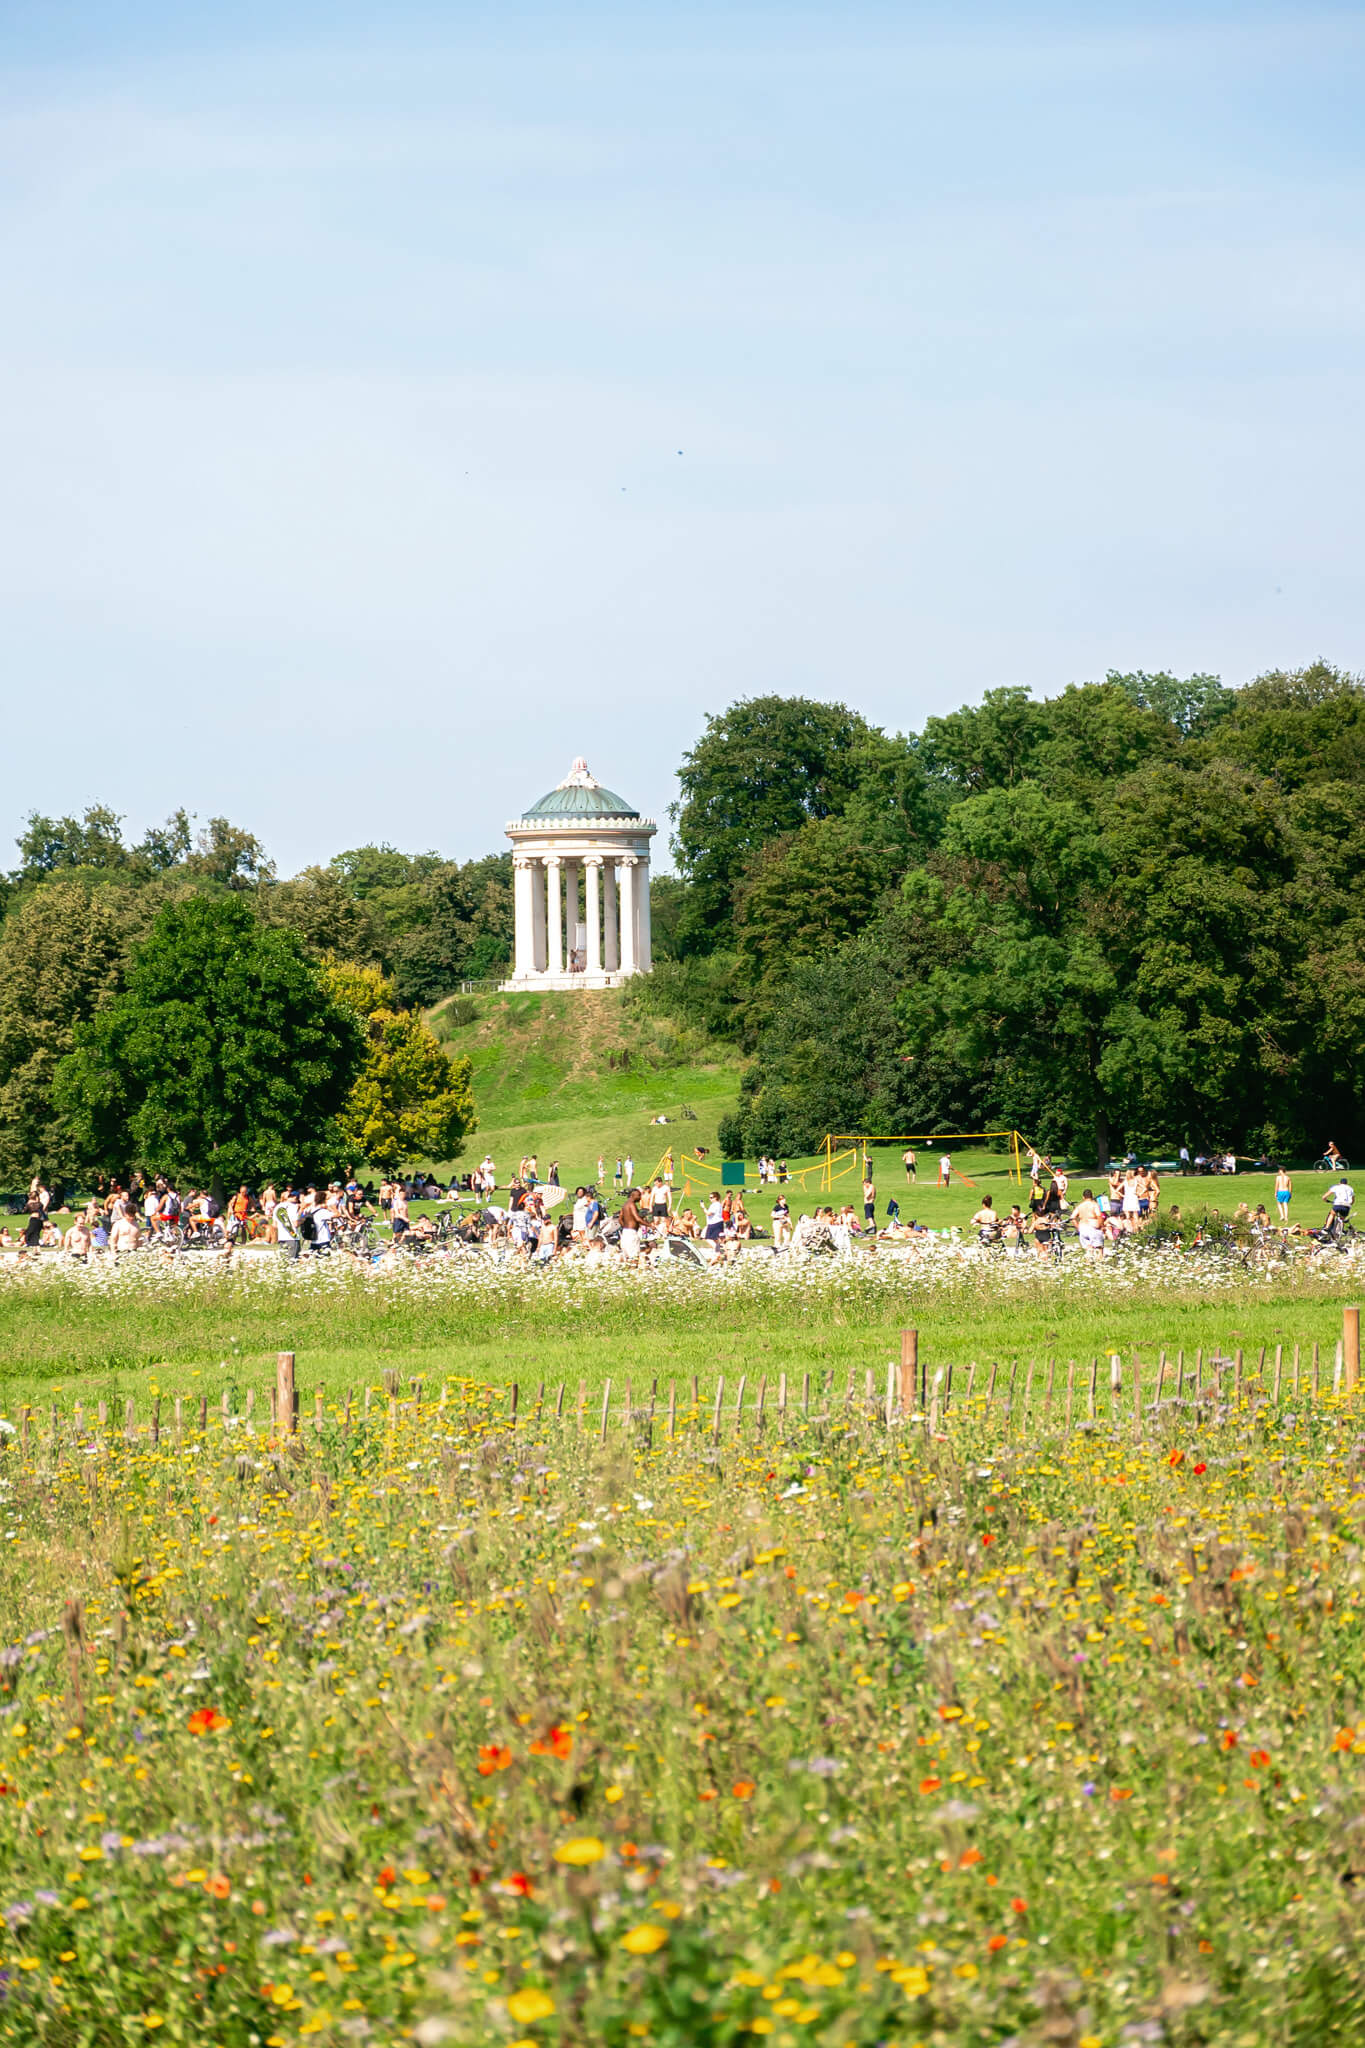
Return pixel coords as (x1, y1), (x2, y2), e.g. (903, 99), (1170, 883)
(639, 662), (1365, 1163)
(0, 813), (499, 1188)
(4, 660), (1360, 1183)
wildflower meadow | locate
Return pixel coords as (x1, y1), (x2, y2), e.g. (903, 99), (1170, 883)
(1, 1357), (1363, 2046)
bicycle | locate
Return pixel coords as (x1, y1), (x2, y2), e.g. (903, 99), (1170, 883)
(1313, 1153), (1350, 1173)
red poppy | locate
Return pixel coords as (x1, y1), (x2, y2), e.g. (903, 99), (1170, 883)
(187, 1708), (230, 1735)
(377, 1866), (396, 1888)
(477, 1745), (513, 1776)
(1192, 1462), (1207, 1476)
(1221, 1730), (1238, 1750)
(1010, 1897), (1027, 1914)
(987, 1934), (1008, 1951)
(506, 1872), (533, 1896)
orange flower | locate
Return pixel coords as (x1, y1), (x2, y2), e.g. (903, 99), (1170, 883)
(699, 1789), (718, 1801)
(731, 1780), (755, 1800)
(959, 1848), (983, 1868)
(987, 1934), (1008, 1951)
(1220, 1730), (1238, 1751)
(187, 1709), (230, 1735)
(506, 1872), (533, 1896)
(1168, 1448), (1185, 1467)
(1010, 1898), (1027, 1914)
(377, 1867), (396, 1889)
(530, 1724), (574, 1760)
(207, 1875), (231, 1899)
(1110, 1788), (1133, 1801)
(477, 1745), (513, 1776)
(1248, 1749), (1270, 1768)
(918, 1777), (941, 1794)
(1333, 1727), (1356, 1751)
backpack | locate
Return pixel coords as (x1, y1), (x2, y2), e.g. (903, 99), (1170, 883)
(298, 1206), (317, 1242)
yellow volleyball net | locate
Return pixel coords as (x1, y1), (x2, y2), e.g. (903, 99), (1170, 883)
(820, 1132), (1030, 1192)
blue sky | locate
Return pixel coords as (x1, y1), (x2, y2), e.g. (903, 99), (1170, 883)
(2, 2), (1362, 872)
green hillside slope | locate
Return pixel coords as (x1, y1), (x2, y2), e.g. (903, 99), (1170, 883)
(427, 987), (743, 1186)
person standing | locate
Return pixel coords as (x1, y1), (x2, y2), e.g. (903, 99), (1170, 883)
(902, 1147), (917, 1184)
(390, 1183), (409, 1241)
(1275, 1165), (1292, 1224)
(771, 1190), (791, 1247)
(937, 1152), (952, 1188)
(862, 1173), (876, 1228)
(597, 1155), (606, 1186)
(624, 1154), (634, 1189)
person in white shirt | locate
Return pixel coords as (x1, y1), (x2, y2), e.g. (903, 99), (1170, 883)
(1325, 1177), (1355, 1225)
(938, 1154), (952, 1187)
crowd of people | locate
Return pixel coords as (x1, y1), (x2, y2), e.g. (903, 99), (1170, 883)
(2, 1147), (1356, 1267)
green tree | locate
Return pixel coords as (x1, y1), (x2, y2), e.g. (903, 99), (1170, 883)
(0, 879), (132, 1182)
(262, 867), (382, 963)
(325, 962), (476, 1171)
(55, 897), (363, 1187)
(1212, 661), (1365, 790)
(733, 817), (890, 1027)
(15, 804), (132, 880)
(671, 694), (878, 946)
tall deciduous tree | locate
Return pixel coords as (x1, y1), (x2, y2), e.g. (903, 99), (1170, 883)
(325, 962), (476, 1170)
(55, 897), (363, 1187)
(0, 879), (132, 1182)
(671, 694), (878, 947)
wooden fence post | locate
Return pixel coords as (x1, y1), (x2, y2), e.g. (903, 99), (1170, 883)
(711, 1377), (724, 1440)
(149, 1398), (160, 1448)
(898, 1328), (919, 1416)
(276, 1352), (297, 1437)
(1344, 1306), (1360, 1392)
(598, 1381), (612, 1443)
(509, 1383), (519, 1430)
(667, 1383), (677, 1439)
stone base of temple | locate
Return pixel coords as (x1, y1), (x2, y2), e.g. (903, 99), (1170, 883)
(498, 970), (641, 993)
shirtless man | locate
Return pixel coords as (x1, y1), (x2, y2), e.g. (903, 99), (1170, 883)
(109, 1208), (141, 1254)
(1071, 1187), (1105, 1258)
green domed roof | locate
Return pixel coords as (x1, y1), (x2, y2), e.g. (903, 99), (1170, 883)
(524, 757), (639, 819)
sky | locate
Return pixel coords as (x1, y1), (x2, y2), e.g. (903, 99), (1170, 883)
(2, 1), (1363, 874)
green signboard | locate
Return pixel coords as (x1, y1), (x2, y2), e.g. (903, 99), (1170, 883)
(721, 1160), (747, 1186)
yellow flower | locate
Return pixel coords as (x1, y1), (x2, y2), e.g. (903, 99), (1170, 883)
(621, 1924), (669, 1955)
(507, 1987), (556, 2024)
(605, 1785), (624, 1803)
(142, 2019), (165, 2032)
(554, 1836), (605, 1866)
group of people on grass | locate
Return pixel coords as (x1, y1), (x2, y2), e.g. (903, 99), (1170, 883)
(5, 1142), (1357, 1266)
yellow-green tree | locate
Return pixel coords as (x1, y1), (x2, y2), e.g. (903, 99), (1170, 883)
(324, 962), (476, 1171)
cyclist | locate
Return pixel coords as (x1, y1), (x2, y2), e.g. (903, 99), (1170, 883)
(1324, 1139), (1346, 1171)
(970, 1195), (1001, 1245)
(1324, 1171), (1355, 1229)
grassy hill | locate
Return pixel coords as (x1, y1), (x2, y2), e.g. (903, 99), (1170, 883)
(427, 986), (744, 1188)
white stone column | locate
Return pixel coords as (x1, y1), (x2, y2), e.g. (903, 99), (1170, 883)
(513, 857), (535, 979)
(585, 857), (603, 976)
(618, 855), (638, 975)
(564, 859), (580, 970)
(603, 857), (619, 972)
(531, 859), (547, 974)
(638, 860), (652, 971)
(545, 857), (563, 976)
